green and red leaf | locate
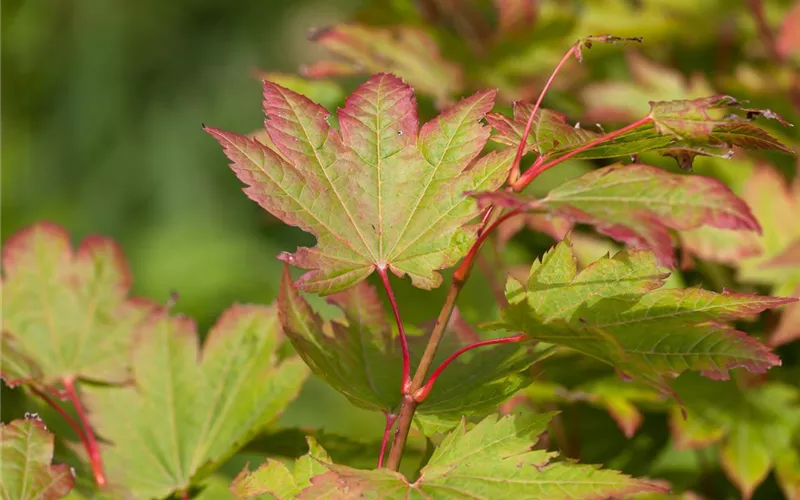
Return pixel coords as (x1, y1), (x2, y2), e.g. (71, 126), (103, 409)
(476, 163), (760, 267)
(82, 305), (308, 498)
(207, 73), (512, 294)
(235, 413), (667, 499)
(501, 239), (790, 396)
(0, 418), (75, 500)
(1, 222), (154, 387)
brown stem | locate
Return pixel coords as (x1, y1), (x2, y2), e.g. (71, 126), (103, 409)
(385, 394), (418, 470)
(385, 276), (462, 471)
(377, 412), (398, 468)
(512, 116), (654, 191)
(377, 267), (412, 392)
(747, 0), (782, 62)
(62, 377), (106, 487)
(414, 335), (526, 402)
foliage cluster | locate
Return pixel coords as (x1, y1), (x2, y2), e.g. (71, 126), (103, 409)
(3, 1), (800, 499)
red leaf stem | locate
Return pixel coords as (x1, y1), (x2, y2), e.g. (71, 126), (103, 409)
(413, 334), (527, 402)
(62, 377), (106, 488)
(377, 267), (412, 393)
(512, 116), (654, 191)
(377, 412), (398, 468)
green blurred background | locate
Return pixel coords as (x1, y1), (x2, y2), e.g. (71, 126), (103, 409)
(3, 0), (800, 497)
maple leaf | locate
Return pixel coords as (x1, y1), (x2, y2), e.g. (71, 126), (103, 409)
(258, 413), (668, 499)
(0, 418), (75, 500)
(231, 437), (330, 499)
(475, 163), (760, 267)
(81, 305), (308, 499)
(679, 164), (800, 344)
(1, 222), (153, 387)
(278, 266), (545, 431)
(303, 26), (462, 104)
(500, 239), (790, 396)
(670, 374), (800, 500)
(207, 73), (513, 294)
(648, 95), (792, 150)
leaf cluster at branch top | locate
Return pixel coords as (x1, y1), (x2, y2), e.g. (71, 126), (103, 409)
(488, 96), (791, 171)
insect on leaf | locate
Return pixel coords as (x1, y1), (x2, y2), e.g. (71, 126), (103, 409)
(0, 418), (75, 500)
(81, 305), (308, 499)
(207, 73), (513, 295)
(1, 222), (154, 388)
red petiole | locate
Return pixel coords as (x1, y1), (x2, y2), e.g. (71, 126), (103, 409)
(62, 377), (106, 487)
(377, 412), (398, 468)
(413, 334), (527, 403)
(377, 267), (412, 393)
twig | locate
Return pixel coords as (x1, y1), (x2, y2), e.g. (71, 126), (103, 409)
(508, 46), (578, 184)
(747, 0), (782, 62)
(512, 116), (653, 190)
(62, 377), (106, 487)
(377, 267), (412, 392)
(413, 335), (526, 402)
(377, 412), (398, 468)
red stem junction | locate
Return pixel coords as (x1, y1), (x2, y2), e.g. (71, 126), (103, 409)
(377, 412), (398, 468)
(413, 334), (526, 402)
(512, 116), (654, 191)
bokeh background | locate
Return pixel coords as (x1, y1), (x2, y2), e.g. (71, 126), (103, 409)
(3, 0), (800, 498)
